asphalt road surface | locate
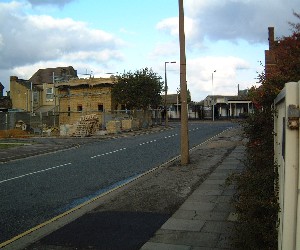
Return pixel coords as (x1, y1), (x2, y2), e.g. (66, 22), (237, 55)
(0, 121), (236, 244)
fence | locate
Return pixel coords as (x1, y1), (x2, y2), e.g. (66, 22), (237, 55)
(274, 81), (300, 250)
(0, 112), (58, 133)
(0, 109), (164, 134)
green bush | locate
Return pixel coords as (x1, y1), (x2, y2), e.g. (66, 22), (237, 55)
(230, 109), (279, 249)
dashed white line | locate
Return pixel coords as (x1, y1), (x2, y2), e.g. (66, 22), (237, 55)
(139, 139), (157, 146)
(0, 163), (72, 184)
(164, 133), (178, 139)
(91, 147), (127, 159)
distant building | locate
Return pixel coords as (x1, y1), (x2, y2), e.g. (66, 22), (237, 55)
(56, 77), (115, 125)
(0, 82), (4, 97)
(10, 66), (78, 113)
(203, 94), (253, 119)
(265, 27), (278, 78)
(0, 82), (12, 112)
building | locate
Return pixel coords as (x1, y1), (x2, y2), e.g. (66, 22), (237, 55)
(9, 67), (116, 127)
(10, 66), (78, 113)
(0, 82), (12, 112)
(56, 77), (115, 125)
(203, 94), (253, 119)
(265, 27), (278, 78)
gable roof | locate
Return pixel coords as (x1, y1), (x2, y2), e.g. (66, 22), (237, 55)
(29, 66), (78, 85)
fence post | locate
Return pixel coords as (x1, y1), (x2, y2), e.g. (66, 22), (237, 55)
(274, 81), (300, 250)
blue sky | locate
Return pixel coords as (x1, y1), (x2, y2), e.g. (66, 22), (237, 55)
(0, 0), (299, 101)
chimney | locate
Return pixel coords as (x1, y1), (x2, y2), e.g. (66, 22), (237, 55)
(268, 27), (275, 50)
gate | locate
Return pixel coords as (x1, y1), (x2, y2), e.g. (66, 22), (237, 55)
(274, 81), (300, 250)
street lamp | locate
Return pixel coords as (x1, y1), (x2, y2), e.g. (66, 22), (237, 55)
(176, 87), (180, 117)
(164, 61), (176, 127)
(212, 70), (216, 121)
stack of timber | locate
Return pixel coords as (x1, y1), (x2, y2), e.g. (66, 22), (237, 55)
(73, 114), (99, 137)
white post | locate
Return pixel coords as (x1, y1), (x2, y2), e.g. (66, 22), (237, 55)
(274, 82), (299, 250)
(212, 70), (216, 121)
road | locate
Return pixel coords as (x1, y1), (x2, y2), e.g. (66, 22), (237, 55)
(0, 121), (236, 244)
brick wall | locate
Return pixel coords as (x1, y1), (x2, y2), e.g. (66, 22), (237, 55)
(58, 84), (113, 125)
(10, 76), (31, 111)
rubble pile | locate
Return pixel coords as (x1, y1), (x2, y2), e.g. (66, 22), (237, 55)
(74, 114), (100, 137)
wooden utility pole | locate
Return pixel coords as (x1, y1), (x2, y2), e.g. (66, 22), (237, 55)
(178, 0), (189, 165)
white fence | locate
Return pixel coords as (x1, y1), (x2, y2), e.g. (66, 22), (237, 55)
(274, 81), (300, 250)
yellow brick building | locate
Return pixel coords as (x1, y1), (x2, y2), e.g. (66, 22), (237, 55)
(56, 77), (115, 125)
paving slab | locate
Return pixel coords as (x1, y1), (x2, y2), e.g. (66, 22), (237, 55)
(161, 218), (205, 231)
(147, 230), (220, 248)
(141, 143), (246, 250)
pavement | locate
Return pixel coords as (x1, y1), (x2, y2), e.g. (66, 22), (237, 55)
(0, 124), (246, 250)
(140, 145), (245, 250)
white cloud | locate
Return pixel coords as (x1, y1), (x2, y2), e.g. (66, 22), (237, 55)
(164, 56), (252, 101)
(119, 28), (137, 36)
(149, 42), (178, 59)
(61, 50), (124, 63)
(156, 0), (298, 47)
(0, 1), (125, 91)
(184, 0), (298, 44)
(27, 0), (75, 7)
(0, 8), (123, 69)
(187, 56), (250, 92)
(156, 16), (200, 44)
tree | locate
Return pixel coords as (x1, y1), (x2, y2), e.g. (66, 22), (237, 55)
(250, 11), (300, 109)
(177, 88), (192, 104)
(231, 12), (300, 249)
(112, 68), (163, 111)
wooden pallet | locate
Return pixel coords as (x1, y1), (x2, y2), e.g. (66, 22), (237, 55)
(73, 114), (99, 137)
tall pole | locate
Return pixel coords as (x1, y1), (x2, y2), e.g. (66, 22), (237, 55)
(179, 0), (189, 165)
(53, 72), (56, 126)
(164, 61), (176, 127)
(212, 70), (216, 121)
(164, 62), (168, 127)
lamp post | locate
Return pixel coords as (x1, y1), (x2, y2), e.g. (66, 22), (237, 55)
(212, 70), (216, 121)
(179, 0), (189, 165)
(164, 61), (176, 127)
(176, 87), (180, 118)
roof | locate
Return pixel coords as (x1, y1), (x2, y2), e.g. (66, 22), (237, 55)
(56, 77), (115, 88)
(161, 94), (178, 104)
(29, 66), (78, 85)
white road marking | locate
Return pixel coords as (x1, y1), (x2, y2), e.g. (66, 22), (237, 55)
(139, 139), (157, 146)
(0, 163), (72, 184)
(91, 147), (127, 159)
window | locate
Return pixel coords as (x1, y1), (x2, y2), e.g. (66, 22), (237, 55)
(98, 104), (104, 112)
(33, 91), (38, 103)
(68, 106), (70, 116)
(77, 104), (83, 112)
(46, 87), (54, 101)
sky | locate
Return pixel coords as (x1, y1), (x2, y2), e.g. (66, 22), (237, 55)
(0, 0), (299, 101)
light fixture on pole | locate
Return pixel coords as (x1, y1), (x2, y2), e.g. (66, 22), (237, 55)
(212, 70), (216, 121)
(164, 61), (176, 127)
